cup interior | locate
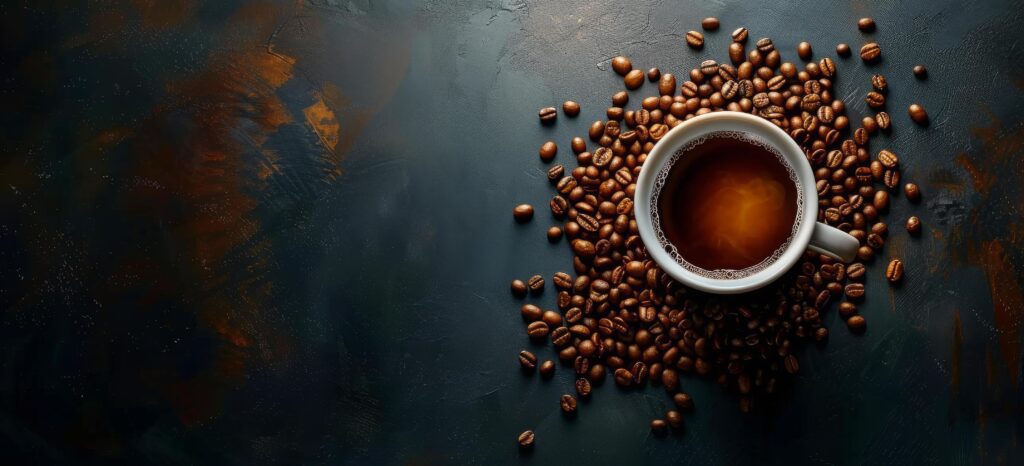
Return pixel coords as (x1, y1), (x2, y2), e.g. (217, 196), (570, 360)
(634, 112), (818, 294)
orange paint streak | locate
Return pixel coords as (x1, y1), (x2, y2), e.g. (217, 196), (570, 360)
(952, 310), (963, 394)
(129, 0), (196, 30)
(955, 153), (994, 195)
(303, 99), (341, 151)
(973, 241), (1023, 387)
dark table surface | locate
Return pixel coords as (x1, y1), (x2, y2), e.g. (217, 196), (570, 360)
(2, 0), (1023, 464)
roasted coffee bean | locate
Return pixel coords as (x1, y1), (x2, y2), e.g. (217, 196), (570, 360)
(673, 393), (694, 410)
(575, 377), (592, 397)
(848, 263), (866, 280)
(845, 283), (866, 299)
(847, 315), (867, 332)
(666, 410), (683, 429)
(556, 176), (577, 194)
(539, 141), (557, 162)
(527, 321), (549, 339)
(908, 104), (929, 125)
(797, 41), (812, 60)
(572, 239), (595, 257)
(650, 419), (668, 434)
(784, 354), (799, 375)
(631, 361), (648, 385)
(539, 360), (555, 378)
(546, 226), (562, 243)
(860, 42), (881, 62)
(562, 100), (580, 117)
(539, 107), (557, 124)
(611, 91), (629, 107)
(560, 394), (578, 415)
(624, 69), (645, 89)
(686, 30), (705, 48)
(702, 17), (720, 30)
(886, 259), (904, 283)
(904, 183), (921, 202)
(820, 57), (836, 77)
(865, 91), (885, 108)
(547, 164), (565, 182)
(871, 74), (887, 92)
(867, 233), (884, 249)
(884, 169), (901, 189)
(518, 430), (535, 448)
(700, 60), (719, 76)
(728, 42), (745, 64)
(588, 121), (605, 141)
(875, 111), (891, 130)
(658, 73), (677, 95)
(756, 37), (774, 53)
(527, 275), (544, 294)
(858, 17), (876, 31)
(574, 356), (590, 375)
(873, 191), (889, 210)
(836, 43), (851, 56)
(613, 368), (633, 387)
(732, 27), (749, 43)
(839, 302), (858, 318)
(553, 272), (573, 290)
(521, 304), (542, 321)
(511, 280), (528, 297)
(611, 56), (632, 76)
(913, 65), (928, 79)
(906, 216), (922, 235)
(550, 326), (570, 346)
(550, 195), (568, 216)
(645, 68), (661, 82)
(877, 149), (898, 168)
(519, 350), (538, 371)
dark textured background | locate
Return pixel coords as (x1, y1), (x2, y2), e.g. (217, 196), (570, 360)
(2, 0), (1023, 464)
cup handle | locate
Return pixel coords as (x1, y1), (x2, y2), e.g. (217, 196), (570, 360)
(808, 222), (860, 263)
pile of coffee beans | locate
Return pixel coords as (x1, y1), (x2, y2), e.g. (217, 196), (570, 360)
(513, 17), (924, 441)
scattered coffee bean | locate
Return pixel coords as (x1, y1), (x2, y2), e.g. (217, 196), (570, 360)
(511, 280), (527, 297)
(673, 393), (694, 410)
(624, 69), (645, 89)
(666, 410), (683, 428)
(613, 368), (633, 387)
(845, 283), (866, 299)
(847, 315), (867, 332)
(906, 216), (922, 235)
(871, 74), (887, 92)
(836, 43), (851, 56)
(858, 17), (876, 32)
(913, 65), (928, 79)
(647, 67), (661, 82)
(865, 91), (885, 108)
(797, 41), (812, 60)
(547, 164), (564, 182)
(650, 419), (668, 434)
(550, 326), (570, 346)
(539, 360), (555, 378)
(519, 350), (538, 371)
(731, 27), (748, 43)
(686, 30), (704, 48)
(520, 304), (542, 321)
(702, 17), (720, 30)
(756, 37), (774, 53)
(886, 259), (904, 283)
(860, 42), (881, 62)
(539, 107), (557, 124)
(904, 183), (921, 202)
(820, 57), (836, 77)
(539, 141), (557, 162)
(560, 394), (578, 415)
(545, 226), (562, 243)
(611, 56), (632, 76)
(875, 111), (891, 130)
(575, 378), (592, 397)
(517, 430), (535, 449)
(839, 302), (858, 318)
(526, 321), (549, 339)
(513, 204), (534, 223)
(563, 101), (580, 116)
(908, 104), (929, 125)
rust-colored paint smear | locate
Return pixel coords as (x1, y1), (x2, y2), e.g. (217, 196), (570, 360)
(973, 241), (1023, 388)
(129, 0), (196, 30)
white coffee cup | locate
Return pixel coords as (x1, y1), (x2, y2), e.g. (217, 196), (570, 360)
(634, 112), (860, 294)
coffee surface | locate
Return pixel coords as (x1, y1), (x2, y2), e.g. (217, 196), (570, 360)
(657, 133), (799, 273)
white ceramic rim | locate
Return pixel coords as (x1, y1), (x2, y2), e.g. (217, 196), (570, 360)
(634, 112), (818, 294)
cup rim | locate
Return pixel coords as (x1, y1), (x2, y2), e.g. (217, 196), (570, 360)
(634, 112), (818, 294)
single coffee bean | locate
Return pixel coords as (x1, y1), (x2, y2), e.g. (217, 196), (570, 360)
(611, 56), (632, 76)
(878, 149), (898, 168)
(886, 259), (904, 283)
(624, 69), (645, 89)
(658, 73), (677, 95)
(858, 17), (876, 32)
(784, 354), (799, 375)
(904, 183), (921, 202)
(575, 377), (592, 397)
(550, 326), (570, 346)
(527, 321), (549, 339)
(539, 360), (555, 378)
(820, 57), (836, 77)
(560, 394), (578, 415)
(651, 419), (668, 434)
(847, 262), (866, 280)
(663, 410), (683, 430)
(562, 102), (581, 118)
(613, 368), (633, 387)
(547, 165), (564, 182)
(672, 392), (694, 410)
(539, 107), (557, 124)
(836, 43), (851, 56)
(865, 91), (885, 108)
(871, 74), (887, 92)
(847, 315), (867, 332)
(797, 41), (812, 60)
(519, 350), (538, 371)
(908, 104), (929, 125)
(686, 30), (705, 48)
(884, 168), (901, 189)
(755, 37), (774, 53)
(873, 190), (890, 210)
(860, 42), (881, 62)
(839, 302), (858, 318)
(845, 283), (866, 299)
(913, 65), (928, 79)
(539, 141), (557, 162)
(518, 430), (535, 448)
(732, 27), (749, 43)
(875, 111), (891, 130)
(511, 280), (527, 297)
(611, 91), (629, 107)
(553, 272), (572, 289)
(521, 304), (542, 321)
(906, 216), (922, 235)
(646, 67), (661, 82)
(702, 17), (720, 30)
(527, 275), (544, 295)
(588, 121), (605, 141)
(541, 310), (561, 327)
